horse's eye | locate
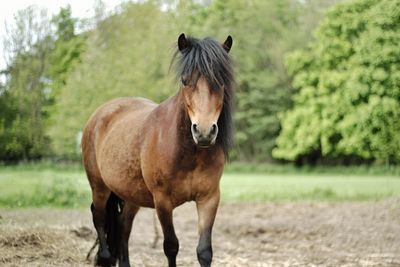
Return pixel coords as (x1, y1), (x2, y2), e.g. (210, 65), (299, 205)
(181, 77), (188, 86)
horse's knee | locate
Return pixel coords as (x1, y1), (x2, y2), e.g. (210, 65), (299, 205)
(197, 243), (212, 267)
(163, 236), (179, 258)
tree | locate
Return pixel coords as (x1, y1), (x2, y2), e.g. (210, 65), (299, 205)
(50, 0), (338, 160)
(50, 2), (177, 158)
(1, 6), (53, 160)
(273, 0), (400, 164)
(0, 5), (85, 161)
(174, 0), (338, 161)
(47, 6), (87, 116)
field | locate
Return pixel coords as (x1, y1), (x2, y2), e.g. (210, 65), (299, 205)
(1, 164), (400, 266)
(1, 164), (400, 207)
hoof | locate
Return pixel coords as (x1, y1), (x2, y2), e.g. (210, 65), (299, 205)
(95, 250), (116, 267)
(119, 260), (131, 267)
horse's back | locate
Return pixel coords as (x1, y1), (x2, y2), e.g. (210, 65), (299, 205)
(87, 97), (156, 125)
(82, 97), (157, 188)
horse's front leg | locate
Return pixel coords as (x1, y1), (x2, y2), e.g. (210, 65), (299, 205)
(153, 192), (179, 267)
(196, 189), (220, 267)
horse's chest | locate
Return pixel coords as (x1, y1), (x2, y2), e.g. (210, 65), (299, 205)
(168, 170), (219, 207)
(167, 174), (194, 206)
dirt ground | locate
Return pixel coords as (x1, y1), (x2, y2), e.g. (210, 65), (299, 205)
(0, 199), (399, 267)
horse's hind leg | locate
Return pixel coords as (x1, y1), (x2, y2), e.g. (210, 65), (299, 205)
(90, 183), (114, 266)
(118, 202), (139, 267)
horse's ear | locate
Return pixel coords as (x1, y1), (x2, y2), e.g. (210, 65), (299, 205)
(222, 35), (233, 53)
(178, 33), (189, 52)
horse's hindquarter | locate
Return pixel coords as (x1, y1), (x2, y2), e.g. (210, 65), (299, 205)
(84, 97), (157, 207)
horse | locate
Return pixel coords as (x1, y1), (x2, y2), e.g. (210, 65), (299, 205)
(81, 33), (234, 267)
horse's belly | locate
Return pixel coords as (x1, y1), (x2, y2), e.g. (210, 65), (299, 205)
(99, 144), (154, 207)
(100, 163), (154, 208)
(112, 178), (155, 208)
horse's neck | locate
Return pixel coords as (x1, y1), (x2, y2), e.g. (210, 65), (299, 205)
(158, 90), (197, 166)
(169, 90), (193, 145)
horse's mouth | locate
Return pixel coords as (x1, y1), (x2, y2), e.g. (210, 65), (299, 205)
(196, 139), (216, 149)
(198, 144), (212, 149)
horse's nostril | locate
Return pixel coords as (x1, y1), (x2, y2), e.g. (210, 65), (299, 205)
(210, 124), (218, 135)
(192, 123), (198, 133)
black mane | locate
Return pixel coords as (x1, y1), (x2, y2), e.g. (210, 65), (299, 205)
(172, 36), (235, 156)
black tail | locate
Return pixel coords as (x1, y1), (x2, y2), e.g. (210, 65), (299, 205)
(105, 192), (123, 261)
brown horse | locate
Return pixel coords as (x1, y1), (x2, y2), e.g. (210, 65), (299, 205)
(81, 33), (234, 267)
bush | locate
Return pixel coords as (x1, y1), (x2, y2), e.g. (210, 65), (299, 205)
(274, 0), (400, 163)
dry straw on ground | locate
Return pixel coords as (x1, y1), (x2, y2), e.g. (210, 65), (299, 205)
(1, 200), (400, 266)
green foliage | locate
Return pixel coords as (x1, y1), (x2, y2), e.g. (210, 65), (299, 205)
(51, 5), (75, 41)
(0, 0), (344, 162)
(0, 7), (53, 161)
(47, 5), (86, 101)
(0, 90), (17, 159)
(51, 0), (336, 160)
(176, 0), (335, 161)
(50, 2), (177, 158)
(0, 6), (86, 161)
(274, 0), (400, 163)
(46, 6), (87, 131)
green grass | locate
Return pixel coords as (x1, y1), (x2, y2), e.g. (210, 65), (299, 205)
(0, 165), (399, 208)
(220, 173), (400, 202)
(0, 167), (90, 208)
(224, 162), (400, 176)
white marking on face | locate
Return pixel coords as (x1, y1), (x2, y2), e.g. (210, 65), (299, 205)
(183, 76), (223, 146)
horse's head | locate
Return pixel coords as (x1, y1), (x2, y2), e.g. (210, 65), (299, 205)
(176, 33), (233, 148)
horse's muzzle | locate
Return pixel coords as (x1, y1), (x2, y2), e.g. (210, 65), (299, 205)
(191, 123), (218, 147)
